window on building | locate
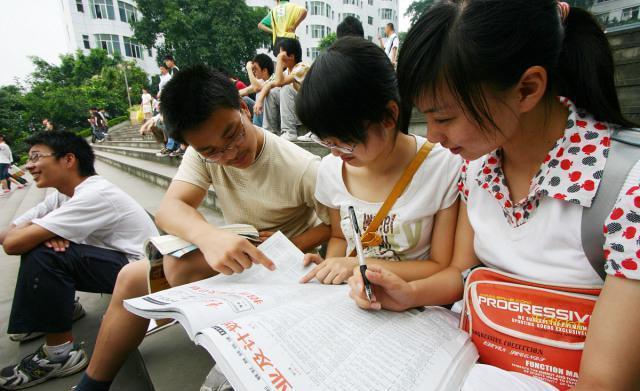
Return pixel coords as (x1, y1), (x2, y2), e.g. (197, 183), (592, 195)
(378, 27), (386, 37)
(343, 0), (357, 4)
(118, 1), (137, 23)
(326, 4), (332, 18)
(332, 10), (335, 19)
(311, 24), (327, 39)
(148, 47), (153, 56)
(379, 8), (393, 20)
(123, 36), (143, 59)
(367, 35), (373, 42)
(368, 0), (373, 4)
(343, 12), (359, 21)
(310, 47), (320, 60)
(368, 16), (373, 25)
(307, 48), (310, 57)
(622, 6), (640, 21)
(82, 35), (91, 49)
(95, 34), (121, 54)
(90, 0), (115, 20)
(76, 0), (84, 12)
(310, 1), (325, 16)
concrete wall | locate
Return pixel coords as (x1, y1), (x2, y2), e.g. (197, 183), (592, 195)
(608, 25), (640, 123)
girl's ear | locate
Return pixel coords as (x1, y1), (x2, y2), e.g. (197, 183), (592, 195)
(516, 66), (548, 114)
(381, 100), (400, 132)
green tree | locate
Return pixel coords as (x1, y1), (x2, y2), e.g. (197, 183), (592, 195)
(0, 85), (30, 162)
(132, 0), (269, 77)
(405, 0), (435, 28)
(319, 33), (337, 51)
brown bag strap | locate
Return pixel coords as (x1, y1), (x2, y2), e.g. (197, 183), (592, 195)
(348, 141), (434, 256)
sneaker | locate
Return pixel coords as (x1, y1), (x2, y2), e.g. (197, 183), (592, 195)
(280, 132), (298, 142)
(0, 343), (88, 389)
(297, 132), (314, 142)
(155, 147), (170, 157)
(168, 149), (184, 158)
(10, 299), (86, 343)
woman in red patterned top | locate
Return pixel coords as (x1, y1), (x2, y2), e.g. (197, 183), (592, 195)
(348, 1), (640, 389)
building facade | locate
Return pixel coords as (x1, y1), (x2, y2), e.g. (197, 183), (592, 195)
(59, 0), (159, 75)
(247, 0), (400, 61)
(591, 0), (640, 28)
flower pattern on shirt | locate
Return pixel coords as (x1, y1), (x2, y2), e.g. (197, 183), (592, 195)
(458, 97), (640, 280)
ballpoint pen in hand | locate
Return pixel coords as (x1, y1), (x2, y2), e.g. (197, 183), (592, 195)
(348, 206), (373, 302)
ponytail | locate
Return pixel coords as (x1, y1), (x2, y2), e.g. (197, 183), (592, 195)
(556, 7), (637, 127)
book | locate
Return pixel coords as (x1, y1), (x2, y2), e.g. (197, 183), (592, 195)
(125, 232), (479, 391)
(143, 224), (261, 293)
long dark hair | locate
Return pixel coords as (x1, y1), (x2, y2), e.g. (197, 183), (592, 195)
(296, 37), (401, 144)
(397, 0), (636, 132)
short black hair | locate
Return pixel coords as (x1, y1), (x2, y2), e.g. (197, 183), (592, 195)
(252, 53), (274, 76)
(296, 37), (401, 144)
(160, 65), (240, 144)
(275, 38), (302, 64)
(164, 55), (175, 62)
(26, 131), (96, 177)
(386, 23), (395, 31)
(337, 16), (364, 38)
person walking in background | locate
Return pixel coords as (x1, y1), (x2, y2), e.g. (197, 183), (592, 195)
(0, 134), (13, 196)
(378, 22), (399, 66)
(141, 88), (153, 122)
(158, 65), (172, 91)
(258, 0), (307, 55)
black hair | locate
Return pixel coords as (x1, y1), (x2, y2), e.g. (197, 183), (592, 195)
(274, 38), (302, 64)
(296, 37), (401, 144)
(397, 0), (636, 133)
(160, 65), (240, 143)
(386, 23), (394, 31)
(337, 16), (364, 38)
(164, 55), (175, 62)
(26, 131), (96, 177)
(252, 53), (274, 76)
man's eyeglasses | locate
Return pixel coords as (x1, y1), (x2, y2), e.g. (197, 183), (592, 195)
(198, 112), (247, 163)
(27, 153), (55, 163)
(310, 134), (356, 154)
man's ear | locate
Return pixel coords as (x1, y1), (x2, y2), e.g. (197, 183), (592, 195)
(239, 99), (251, 118)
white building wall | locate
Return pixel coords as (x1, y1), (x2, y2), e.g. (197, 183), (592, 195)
(60, 0), (160, 76)
(247, 0), (400, 62)
(591, 0), (640, 24)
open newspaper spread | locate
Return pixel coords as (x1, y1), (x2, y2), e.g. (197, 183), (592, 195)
(125, 232), (478, 391)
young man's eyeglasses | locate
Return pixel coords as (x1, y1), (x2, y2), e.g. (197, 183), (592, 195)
(198, 112), (247, 163)
(27, 153), (55, 163)
(310, 134), (356, 154)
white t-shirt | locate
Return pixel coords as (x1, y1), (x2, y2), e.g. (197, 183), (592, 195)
(13, 176), (158, 260)
(384, 33), (399, 60)
(315, 136), (462, 260)
(0, 142), (12, 164)
(158, 73), (172, 91)
(142, 93), (153, 113)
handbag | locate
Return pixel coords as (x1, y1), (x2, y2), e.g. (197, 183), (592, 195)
(460, 267), (600, 390)
(348, 141), (433, 256)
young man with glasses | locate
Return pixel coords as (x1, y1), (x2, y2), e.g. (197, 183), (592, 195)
(0, 131), (158, 390)
(73, 65), (330, 391)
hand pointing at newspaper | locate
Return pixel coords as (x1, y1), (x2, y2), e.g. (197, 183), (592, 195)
(348, 264), (416, 312)
(196, 230), (276, 275)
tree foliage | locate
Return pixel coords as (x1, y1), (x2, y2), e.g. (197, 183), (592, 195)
(319, 33), (337, 51)
(405, 0), (435, 28)
(132, 0), (270, 77)
(0, 49), (149, 162)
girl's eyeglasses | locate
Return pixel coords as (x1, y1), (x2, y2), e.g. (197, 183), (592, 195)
(198, 112), (246, 163)
(310, 134), (356, 154)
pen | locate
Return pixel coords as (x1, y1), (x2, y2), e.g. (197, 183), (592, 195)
(348, 206), (373, 302)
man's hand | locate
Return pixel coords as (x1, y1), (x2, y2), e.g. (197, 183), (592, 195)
(195, 231), (276, 275)
(246, 61), (254, 73)
(347, 264), (416, 312)
(44, 237), (70, 252)
(300, 257), (358, 285)
(276, 51), (288, 63)
(254, 99), (264, 115)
